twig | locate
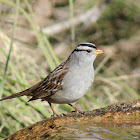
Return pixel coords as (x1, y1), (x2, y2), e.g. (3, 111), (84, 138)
(42, 1), (111, 36)
(106, 74), (140, 81)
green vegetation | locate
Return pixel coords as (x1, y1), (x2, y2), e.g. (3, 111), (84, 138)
(0, 0), (140, 138)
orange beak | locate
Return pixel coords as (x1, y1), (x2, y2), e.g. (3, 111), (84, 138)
(94, 49), (103, 55)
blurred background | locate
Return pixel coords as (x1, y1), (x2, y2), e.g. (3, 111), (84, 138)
(0, 0), (140, 138)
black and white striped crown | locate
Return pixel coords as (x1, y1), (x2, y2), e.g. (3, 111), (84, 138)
(74, 42), (97, 52)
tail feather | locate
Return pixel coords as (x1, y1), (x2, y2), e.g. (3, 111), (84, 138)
(0, 81), (43, 102)
(0, 88), (32, 101)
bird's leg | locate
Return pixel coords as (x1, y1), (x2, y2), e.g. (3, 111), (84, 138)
(68, 103), (83, 113)
(48, 102), (58, 116)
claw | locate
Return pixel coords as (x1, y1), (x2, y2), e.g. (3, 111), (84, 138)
(68, 103), (84, 114)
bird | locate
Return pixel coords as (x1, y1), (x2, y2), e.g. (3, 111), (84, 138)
(0, 42), (103, 115)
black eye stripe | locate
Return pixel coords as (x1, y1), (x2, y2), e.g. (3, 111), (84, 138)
(74, 49), (91, 52)
(74, 49), (85, 52)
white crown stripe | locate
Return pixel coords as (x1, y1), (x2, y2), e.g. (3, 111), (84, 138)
(76, 46), (94, 50)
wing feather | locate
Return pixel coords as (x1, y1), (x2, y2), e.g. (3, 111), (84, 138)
(28, 62), (68, 101)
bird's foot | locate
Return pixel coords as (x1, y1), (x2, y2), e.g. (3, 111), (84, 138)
(51, 112), (59, 117)
(72, 110), (85, 114)
(68, 103), (85, 114)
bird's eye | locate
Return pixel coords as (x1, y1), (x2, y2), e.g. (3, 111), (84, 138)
(86, 50), (91, 53)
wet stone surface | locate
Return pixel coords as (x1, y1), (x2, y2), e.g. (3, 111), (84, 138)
(5, 99), (140, 140)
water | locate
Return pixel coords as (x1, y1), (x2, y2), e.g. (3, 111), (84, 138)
(67, 123), (140, 140)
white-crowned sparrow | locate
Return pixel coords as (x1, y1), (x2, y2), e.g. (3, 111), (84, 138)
(0, 42), (103, 115)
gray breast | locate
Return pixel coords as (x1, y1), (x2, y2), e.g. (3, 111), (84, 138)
(47, 64), (94, 104)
